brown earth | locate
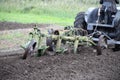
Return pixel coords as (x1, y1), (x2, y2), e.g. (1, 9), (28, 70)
(0, 22), (120, 80)
(0, 22), (51, 31)
(0, 22), (63, 49)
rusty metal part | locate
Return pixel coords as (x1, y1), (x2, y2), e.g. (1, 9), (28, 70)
(98, 35), (107, 48)
(22, 39), (36, 59)
(46, 37), (55, 52)
(96, 35), (107, 55)
(96, 45), (102, 55)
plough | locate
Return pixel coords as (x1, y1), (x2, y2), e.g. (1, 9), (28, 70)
(21, 26), (103, 59)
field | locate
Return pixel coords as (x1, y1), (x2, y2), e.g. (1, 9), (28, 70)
(0, 22), (120, 80)
(0, 0), (120, 80)
(0, 0), (99, 26)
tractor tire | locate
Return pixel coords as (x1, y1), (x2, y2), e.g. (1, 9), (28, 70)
(74, 12), (86, 29)
(116, 24), (120, 41)
(113, 23), (120, 51)
(113, 11), (120, 28)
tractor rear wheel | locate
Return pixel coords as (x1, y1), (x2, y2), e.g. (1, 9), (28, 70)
(113, 23), (120, 51)
(74, 12), (86, 29)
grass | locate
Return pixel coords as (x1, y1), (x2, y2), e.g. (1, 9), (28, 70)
(0, 31), (25, 40)
(0, 12), (73, 26)
(0, 30), (29, 49)
(0, 0), (99, 26)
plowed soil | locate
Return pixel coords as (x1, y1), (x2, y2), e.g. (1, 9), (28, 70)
(0, 22), (120, 80)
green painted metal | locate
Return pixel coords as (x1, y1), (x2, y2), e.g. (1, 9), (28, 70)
(74, 37), (79, 54)
(22, 27), (96, 58)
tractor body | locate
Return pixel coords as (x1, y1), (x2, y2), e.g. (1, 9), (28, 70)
(74, 6), (120, 50)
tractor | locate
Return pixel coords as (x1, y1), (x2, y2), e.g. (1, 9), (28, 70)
(74, 4), (120, 54)
(21, 3), (120, 59)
